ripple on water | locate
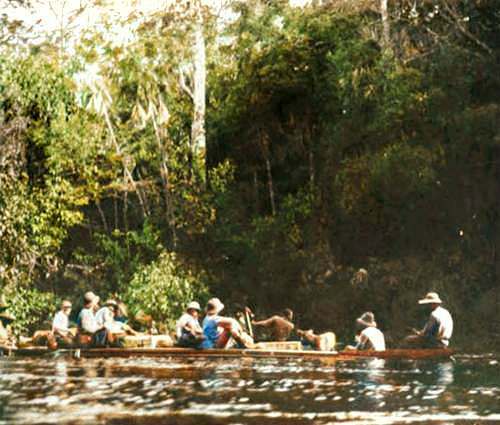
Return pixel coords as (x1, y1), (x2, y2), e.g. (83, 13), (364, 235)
(0, 354), (499, 424)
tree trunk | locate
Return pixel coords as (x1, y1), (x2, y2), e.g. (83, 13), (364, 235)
(380, 0), (390, 49)
(191, 8), (206, 165)
(259, 130), (276, 216)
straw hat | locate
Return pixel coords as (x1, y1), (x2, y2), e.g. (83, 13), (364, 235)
(206, 297), (224, 314)
(186, 301), (201, 312)
(105, 299), (118, 307)
(418, 292), (442, 305)
(356, 311), (377, 329)
(83, 291), (100, 305)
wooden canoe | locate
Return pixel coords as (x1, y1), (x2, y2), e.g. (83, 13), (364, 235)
(6, 346), (454, 360)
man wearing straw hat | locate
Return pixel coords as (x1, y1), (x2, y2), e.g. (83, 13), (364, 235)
(405, 292), (453, 348)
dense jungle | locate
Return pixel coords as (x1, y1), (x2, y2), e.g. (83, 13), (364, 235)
(1, 0), (499, 350)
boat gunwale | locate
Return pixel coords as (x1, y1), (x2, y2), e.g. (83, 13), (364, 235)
(5, 346), (454, 360)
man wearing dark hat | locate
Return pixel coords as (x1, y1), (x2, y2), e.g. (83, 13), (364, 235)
(405, 292), (453, 348)
(351, 312), (386, 351)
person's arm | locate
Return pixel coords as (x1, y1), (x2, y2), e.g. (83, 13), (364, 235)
(422, 315), (439, 339)
(251, 317), (275, 328)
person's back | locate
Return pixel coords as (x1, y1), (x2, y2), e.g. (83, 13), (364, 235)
(252, 309), (294, 341)
(359, 326), (386, 351)
(201, 313), (222, 349)
(426, 305), (453, 346)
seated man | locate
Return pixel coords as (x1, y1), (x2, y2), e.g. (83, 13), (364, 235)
(96, 299), (138, 345)
(346, 311), (385, 351)
(77, 291), (107, 347)
(51, 300), (75, 348)
(251, 308), (295, 341)
(405, 292), (453, 348)
(176, 301), (204, 348)
(201, 298), (254, 349)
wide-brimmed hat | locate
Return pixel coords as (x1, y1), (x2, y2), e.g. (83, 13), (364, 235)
(105, 299), (118, 308)
(356, 311), (377, 329)
(418, 292), (442, 305)
(186, 301), (201, 312)
(0, 311), (15, 322)
(83, 291), (100, 305)
(206, 297), (224, 314)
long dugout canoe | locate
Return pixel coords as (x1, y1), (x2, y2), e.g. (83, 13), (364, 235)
(6, 346), (454, 360)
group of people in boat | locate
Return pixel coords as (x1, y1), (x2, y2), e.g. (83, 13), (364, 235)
(0, 290), (453, 351)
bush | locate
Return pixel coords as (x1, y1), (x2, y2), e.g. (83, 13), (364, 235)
(123, 252), (209, 330)
(4, 287), (58, 336)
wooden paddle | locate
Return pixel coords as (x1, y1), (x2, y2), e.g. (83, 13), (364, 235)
(244, 307), (254, 338)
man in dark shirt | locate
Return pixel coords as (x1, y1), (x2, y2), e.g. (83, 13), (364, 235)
(252, 308), (295, 341)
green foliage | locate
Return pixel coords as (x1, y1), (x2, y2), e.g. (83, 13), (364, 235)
(4, 287), (57, 336)
(123, 252), (209, 329)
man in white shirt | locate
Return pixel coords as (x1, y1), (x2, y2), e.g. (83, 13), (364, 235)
(405, 292), (453, 348)
(347, 311), (386, 351)
(176, 301), (204, 348)
(52, 300), (74, 346)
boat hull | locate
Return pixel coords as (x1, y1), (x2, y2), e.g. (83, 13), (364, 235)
(7, 346), (454, 360)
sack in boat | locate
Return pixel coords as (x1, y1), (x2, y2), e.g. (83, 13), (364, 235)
(151, 335), (173, 348)
(76, 334), (92, 347)
(254, 341), (302, 351)
(297, 329), (337, 351)
(122, 335), (152, 348)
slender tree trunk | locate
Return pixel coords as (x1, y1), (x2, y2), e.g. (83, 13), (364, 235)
(96, 200), (109, 233)
(152, 115), (178, 248)
(191, 7), (206, 164)
(103, 105), (148, 218)
(380, 0), (390, 49)
(259, 130), (276, 216)
(253, 168), (260, 214)
(113, 190), (119, 230)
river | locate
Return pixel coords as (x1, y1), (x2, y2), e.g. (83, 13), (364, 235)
(0, 353), (498, 424)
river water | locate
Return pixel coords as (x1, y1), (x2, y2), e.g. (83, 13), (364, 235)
(0, 353), (498, 425)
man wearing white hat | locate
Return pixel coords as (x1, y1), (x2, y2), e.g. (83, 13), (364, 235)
(200, 298), (254, 349)
(406, 292), (454, 348)
(175, 301), (204, 348)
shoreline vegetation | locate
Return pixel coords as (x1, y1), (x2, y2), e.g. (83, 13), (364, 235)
(1, 0), (499, 352)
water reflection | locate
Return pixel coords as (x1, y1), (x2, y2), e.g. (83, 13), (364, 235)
(0, 354), (498, 425)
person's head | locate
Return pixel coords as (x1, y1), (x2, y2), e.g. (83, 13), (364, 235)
(206, 298), (224, 315)
(83, 291), (100, 310)
(105, 299), (119, 315)
(186, 301), (201, 318)
(356, 311), (377, 330)
(282, 308), (293, 322)
(61, 300), (72, 316)
(418, 292), (442, 311)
